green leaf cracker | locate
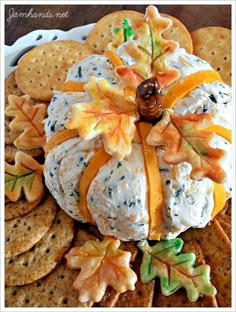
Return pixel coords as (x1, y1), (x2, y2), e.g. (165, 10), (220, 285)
(138, 238), (217, 302)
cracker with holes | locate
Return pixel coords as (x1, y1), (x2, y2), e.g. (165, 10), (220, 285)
(15, 40), (94, 101)
(5, 195), (44, 221)
(86, 10), (192, 54)
(5, 196), (57, 258)
(5, 209), (74, 286)
(5, 261), (92, 308)
(191, 27), (231, 85)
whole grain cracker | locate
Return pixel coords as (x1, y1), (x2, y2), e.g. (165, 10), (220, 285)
(5, 192), (45, 221)
(15, 40), (94, 101)
(5, 70), (24, 108)
(181, 219), (231, 307)
(86, 11), (192, 54)
(191, 27), (231, 85)
(5, 144), (43, 163)
(5, 261), (92, 307)
(153, 240), (218, 307)
(217, 219), (231, 241)
(115, 254), (155, 307)
(5, 196), (57, 258)
(5, 209), (74, 286)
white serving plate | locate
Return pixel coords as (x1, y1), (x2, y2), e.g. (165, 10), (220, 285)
(5, 24), (94, 78)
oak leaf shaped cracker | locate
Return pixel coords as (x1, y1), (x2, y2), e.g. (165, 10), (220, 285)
(116, 5), (179, 89)
(65, 236), (137, 303)
(5, 94), (47, 148)
(138, 238), (216, 302)
(65, 77), (139, 160)
(5, 151), (44, 202)
(146, 110), (226, 183)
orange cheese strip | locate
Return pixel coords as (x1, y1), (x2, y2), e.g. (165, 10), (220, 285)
(44, 129), (79, 156)
(60, 80), (86, 92)
(162, 70), (223, 109)
(79, 146), (112, 224)
(211, 183), (227, 219)
(203, 125), (231, 143)
(137, 122), (163, 240)
(104, 50), (124, 67)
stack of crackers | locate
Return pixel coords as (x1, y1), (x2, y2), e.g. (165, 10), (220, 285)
(4, 8), (232, 307)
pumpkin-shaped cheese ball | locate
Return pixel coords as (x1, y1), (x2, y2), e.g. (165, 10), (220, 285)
(44, 6), (232, 241)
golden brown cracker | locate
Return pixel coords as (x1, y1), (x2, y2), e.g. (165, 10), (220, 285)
(5, 193), (45, 221)
(217, 219), (231, 241)
(115, 254), (155, 307)
(191, 27), (231, 85)
(5, 260), (92, 307)
(5, 144), (44, 163)
(161, 13), (193, 54)
(5, 209), (74, 286)
(181, 220), (231, 307)
(153, 240), (217, 307)
(5, 196), (57, 258)
(15, 40), (94, 101)
(86, 10), (192, 54)
(86, 10), (144, 53)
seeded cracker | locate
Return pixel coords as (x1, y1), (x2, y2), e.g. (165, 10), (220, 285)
(15, 40), (94, 101)
(5, 209), (74, 286)
(5, 195), (44, 221)
(5, 144), (43, 163)
(5, 196), (57, 258)
(191, 27), (231, 85)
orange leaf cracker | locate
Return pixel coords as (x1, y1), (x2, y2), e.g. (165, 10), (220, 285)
(5, 94), (47, 149)
(65, 77), (139, 160)
(65, 236), (137, 302)
(117, 6), (180, 89)
(147, 110), (226, 183)
(5, 151), (44, 202)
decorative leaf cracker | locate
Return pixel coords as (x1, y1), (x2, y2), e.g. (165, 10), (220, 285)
(65, 236), (137, 303)
(117, 6), (179, 89)
(5, 151), (44, 202)
(65, 77), (139, 160)
(5, 94), (47, 149)
(146, 110), (226, 183)
(138, 239), (216, 302)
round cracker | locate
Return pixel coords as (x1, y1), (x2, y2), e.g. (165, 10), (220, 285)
(15, 40), (94, 101)
(161, 13), (193, 54)
(5, 196), (57, 258)
(5, 192), (45, 221)
(86, 10), (144, 53)
(5, 209), (75, 286)
(5, 144), (44, 163)
(86, 11), (192, 54)
(191, 27), (231, 85)
(5, 261), (91, 307)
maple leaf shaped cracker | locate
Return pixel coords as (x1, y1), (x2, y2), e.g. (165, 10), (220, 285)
(5, 151), (44, 202)
(65, 236), (137, 302)
(116, 5), (179, 89)
(65, 77), (139, 160)
(5, 94), (47, 149)
(146, 110), (226, 183)
(138, 239), (216, 302)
